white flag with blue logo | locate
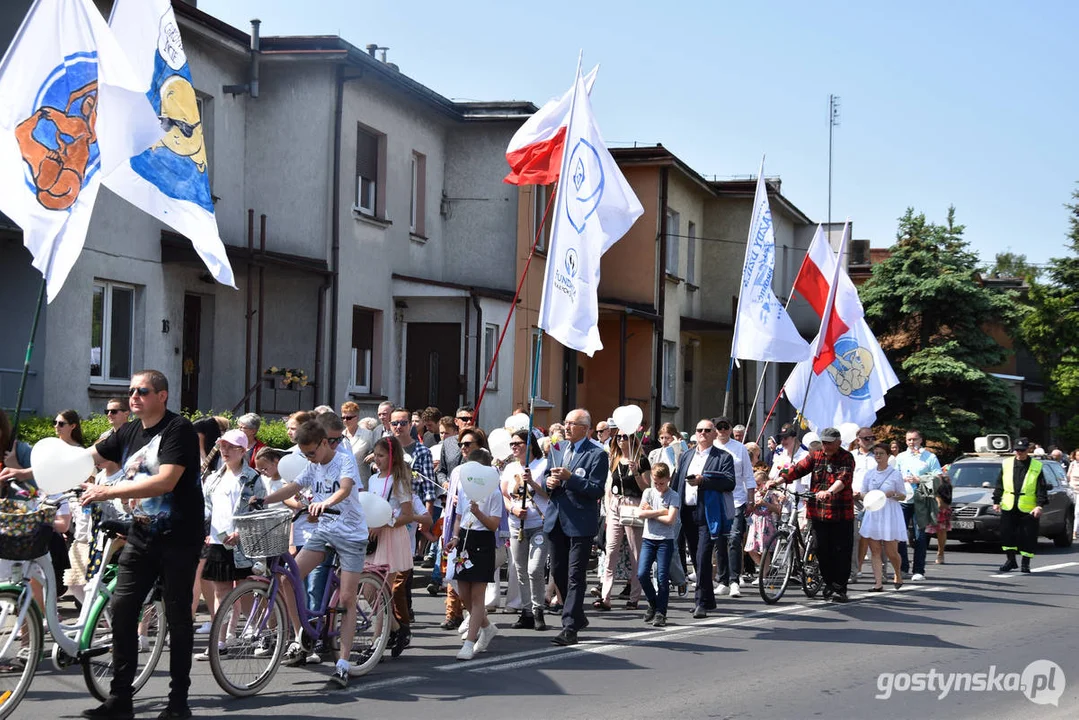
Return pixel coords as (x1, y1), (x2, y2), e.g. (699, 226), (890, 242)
(103, 0), (235, 287)
(538, 61), (643, 356)
(729, 163), (811, 363)
(0, 0), (162, 302)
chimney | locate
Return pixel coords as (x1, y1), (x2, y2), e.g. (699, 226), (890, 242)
(366, 43), (377, 57)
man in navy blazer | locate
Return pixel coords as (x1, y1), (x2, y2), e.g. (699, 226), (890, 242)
(544, 408), (606, 646)
(672, 418), (735, 618)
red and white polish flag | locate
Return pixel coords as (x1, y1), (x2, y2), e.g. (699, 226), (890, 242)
(504, 66), (598, 186)
(793, 223), (862, 373)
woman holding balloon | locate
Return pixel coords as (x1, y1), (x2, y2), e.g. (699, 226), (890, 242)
(449, 446), (504, 660)
(596, 429), (650, 610)
(858, 443), (907, 591)
(367, 435), (430, 657)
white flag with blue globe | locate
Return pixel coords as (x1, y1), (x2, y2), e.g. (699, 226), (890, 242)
(538, 61), (643, 356)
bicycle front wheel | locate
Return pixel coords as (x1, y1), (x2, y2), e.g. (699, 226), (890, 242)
(82, 592), (167, 702)
(209, 580), (287, 698)
(800, 531), (823, 598)
(758, 530), (794, 604)
(0, 588), (43, 720)
(344, 573), (393, 677)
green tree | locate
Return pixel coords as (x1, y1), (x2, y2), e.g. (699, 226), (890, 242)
(861, 207), (1022, 453)
(990, 251), (1042, 282)
(1018, 187), (1079, 448)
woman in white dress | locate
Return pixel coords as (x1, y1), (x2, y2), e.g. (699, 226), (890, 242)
(859, 443), (907, 591)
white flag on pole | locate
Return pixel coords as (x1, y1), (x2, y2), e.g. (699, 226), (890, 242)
(729, 163), (812, 363)
(104, 0), (235, 287)
(537, 60), (643, 356)
(0, 0), (162, 301)
(783, 235), (898, 430)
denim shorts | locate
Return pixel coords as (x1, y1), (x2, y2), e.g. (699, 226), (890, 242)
(303, 527), (368, 573)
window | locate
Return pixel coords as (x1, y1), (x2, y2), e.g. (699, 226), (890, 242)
(91, 281), (135, 383)
(410, 151), (426, 235)
(355, 125), (384, 217)
(665, 209), (680, 277)
(686, 221), (697, 285)
(195, 94), (213, 189)
(483, 323), (499, 390)
(531, 184), (553, 253)
(350, 307), (375, 393)
(662, 340), (677, 406)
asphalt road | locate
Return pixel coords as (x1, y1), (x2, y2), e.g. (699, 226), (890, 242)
(21, 539), (1079, 720)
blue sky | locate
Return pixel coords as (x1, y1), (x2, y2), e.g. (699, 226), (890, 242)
(201, 0), (1078, 267)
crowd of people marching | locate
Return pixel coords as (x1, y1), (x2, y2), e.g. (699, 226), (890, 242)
(1, 368), (1076, 718)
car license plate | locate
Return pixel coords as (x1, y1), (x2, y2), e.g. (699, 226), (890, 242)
(954, 521), (975, 530)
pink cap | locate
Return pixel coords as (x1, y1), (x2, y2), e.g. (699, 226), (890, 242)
(218, 429), (250, 450)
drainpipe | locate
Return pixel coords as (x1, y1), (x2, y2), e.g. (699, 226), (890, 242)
(245, 208), (254, 413)
(472, 292), (482, 412)
(653, 166), (669, 435)
(256, 213), (266, 413)
(462, 297), (470, 408)
(328, 64), (345, 407)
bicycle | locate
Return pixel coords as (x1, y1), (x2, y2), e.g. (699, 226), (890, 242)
(758, 490), (822, 604)
(0, 494), (166, 719)
(207, 507), (393, 697)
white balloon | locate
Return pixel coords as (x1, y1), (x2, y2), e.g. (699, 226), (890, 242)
(505, 413), (530, 432)
(277, 452), (307, 483)
(863, 489), (887, 512)
(612, 405), (643, 434)
(488, 428), (513, 460)
(30, 437), (94, 494)
(839, 423), (860, 447)
(802, 431), (820, 447)
(459, 461), (501, 502)
(358, 492), (393, 528)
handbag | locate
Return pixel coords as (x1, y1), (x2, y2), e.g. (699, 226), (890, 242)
(617, 498), (644, 528)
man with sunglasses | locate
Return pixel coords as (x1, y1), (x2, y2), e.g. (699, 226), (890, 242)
(100, 398), (130, 440)
(711, 416), (754, 598)
(79, 370), (202, 720)
(672, 419), (735, 618)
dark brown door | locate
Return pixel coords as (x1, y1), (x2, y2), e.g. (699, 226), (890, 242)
(181, 294), (201, 412)
(405, 323), (460, 415)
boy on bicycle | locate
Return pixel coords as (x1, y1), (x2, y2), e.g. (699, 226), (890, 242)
(259, 420), (368, 688)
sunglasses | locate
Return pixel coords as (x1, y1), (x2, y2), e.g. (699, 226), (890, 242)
(342, 415), (357, 421)
(327, 436), (344, 445)
(161, 115), (201, 138)
(301, 449), (319, 459)
(456, 416), (474, 423)
(859, 435), (875, 441)
(54, 420), (69, 427)
(715, 424), (731, 430)
(128, 386), (153, 397)
(460, 440), (476, 448)
(509, 440), (526, 447)
(695, 427), (715, 433)
(616, 434), (631, 441)
(390, 420), (409, 427)
(105, 408), (125, 415)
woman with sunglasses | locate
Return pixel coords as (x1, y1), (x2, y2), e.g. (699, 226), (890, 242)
(501, 429), (550, 630)
(595, 431), (650, 610)
(441, 428), (488, 632)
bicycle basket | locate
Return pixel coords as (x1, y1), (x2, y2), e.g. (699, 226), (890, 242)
(0, 499), (58, 561)
(234, 507), (292, 558)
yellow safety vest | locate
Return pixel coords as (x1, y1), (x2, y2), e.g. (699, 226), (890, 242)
(1001, 458), (1042, 513)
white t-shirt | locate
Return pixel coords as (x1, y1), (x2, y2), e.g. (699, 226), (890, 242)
(684, 448), (710, 507)
(851, 448), (876, 495)
(207, 467), (246, 543)
(770, 446), (810, 508)
(456, 481), (505, 531)
(293, 451), (368, 543)
(501, 457), (549, 530)
(715, 437), (756, 507)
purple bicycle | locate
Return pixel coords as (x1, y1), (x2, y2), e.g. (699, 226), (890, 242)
(206, 507), (393, 697)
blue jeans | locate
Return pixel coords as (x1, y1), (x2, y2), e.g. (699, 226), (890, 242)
(306, 548), (336, 612)
(897, 504), (927, 575)
(637, 537), (674, 615)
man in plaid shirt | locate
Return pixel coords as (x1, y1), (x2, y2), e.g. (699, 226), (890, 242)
(767, 426), (855, 603)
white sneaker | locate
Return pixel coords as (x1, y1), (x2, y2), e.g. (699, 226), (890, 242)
(714, 583), (729, 596)
(728, 582), (741, 598)
(456, 640), (475, 661)
(474, 623), (499, 653)
(195, 621), (212, 635)
(911, 573), (925, 581)
(687, 572), (697, 583)
(137, 635), (150, 653)
(458, 611), (471, 638)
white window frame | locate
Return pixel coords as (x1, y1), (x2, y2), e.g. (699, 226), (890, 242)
(349, 347), (372, 394)
(355, 125), (381, 217)
(666, 209), (680, 277)
(686, 221), (697, 285)
(532, 184), (552, 253)
(91, 280), (136, 384)
(410, 154), (419, 233)
(483, 323), (499, 390)
(662, 340), (677, 406)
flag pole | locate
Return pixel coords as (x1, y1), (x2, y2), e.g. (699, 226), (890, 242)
(721, 358), (735, 418)
(741, 288), (800, 438)
(9, 277), (46, 446)
(525, 330), (543, 464)
(474, 184), (558, 418)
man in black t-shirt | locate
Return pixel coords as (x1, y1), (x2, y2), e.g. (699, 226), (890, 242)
(80, 370), (203, 720)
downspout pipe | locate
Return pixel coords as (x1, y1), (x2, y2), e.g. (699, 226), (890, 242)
(328, 63), (344, 406)
(472, 292), (482, 412)
(462, 297), (470, 409)
(653, 166), (669, 436)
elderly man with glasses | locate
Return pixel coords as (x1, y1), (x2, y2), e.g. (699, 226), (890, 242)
(672, 419), (736, 618)
(711, 416), (755, 598)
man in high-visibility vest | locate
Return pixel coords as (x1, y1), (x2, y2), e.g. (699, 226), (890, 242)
(992, 437), (1049, 573)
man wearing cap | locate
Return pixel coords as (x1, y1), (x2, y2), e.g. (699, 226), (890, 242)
(767, 427), (856, 602)
(712, 416), (755, 598)
(993, 438), (1049, 573)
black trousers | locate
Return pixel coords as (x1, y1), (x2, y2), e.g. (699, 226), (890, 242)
(679, 505), (699, 576)
(109, 539), (200, 704)
(812, 518), (854, 593)
(694, 523), (717, 608)
(1001, 509), (1040, 557)
(548, 523), (591, 631)
(715, 509), (747, 586)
